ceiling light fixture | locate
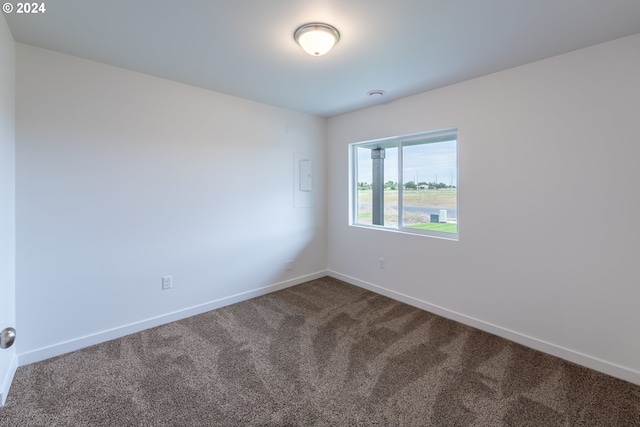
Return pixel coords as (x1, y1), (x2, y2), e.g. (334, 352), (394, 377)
(294, 23), (340, 56)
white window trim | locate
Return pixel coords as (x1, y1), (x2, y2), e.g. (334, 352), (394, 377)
(349, 128), (459, 241)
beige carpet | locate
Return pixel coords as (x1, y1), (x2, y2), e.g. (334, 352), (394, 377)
(1, 276), (639, 426)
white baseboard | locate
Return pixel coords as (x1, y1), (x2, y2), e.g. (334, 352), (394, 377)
(0, 353), (18, 406)
(18, 271), (327, 366)
(327, 270), (640, 387)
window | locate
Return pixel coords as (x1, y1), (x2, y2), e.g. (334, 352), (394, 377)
(350, 128), (458, 239)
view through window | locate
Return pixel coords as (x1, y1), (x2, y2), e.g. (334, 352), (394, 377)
(351, 129), (458, 239)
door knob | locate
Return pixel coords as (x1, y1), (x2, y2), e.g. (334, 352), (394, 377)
(0, 327), (16, 349)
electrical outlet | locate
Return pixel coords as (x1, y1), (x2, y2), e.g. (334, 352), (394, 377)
(378, 258), (385, 269)
(162, 275), (172, 290)
(285, 260), (295, 271)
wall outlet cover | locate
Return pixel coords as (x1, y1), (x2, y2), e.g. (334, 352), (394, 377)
(162, 276), (172, 290)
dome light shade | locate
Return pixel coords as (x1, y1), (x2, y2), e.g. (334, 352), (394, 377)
(294, 23), (340, 56)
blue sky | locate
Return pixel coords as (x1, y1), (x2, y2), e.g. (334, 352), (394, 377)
(357, 140), (457, 186)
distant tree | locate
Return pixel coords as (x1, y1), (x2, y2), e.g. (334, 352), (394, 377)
(423, 181), (449, 189)
(405, 181), (417, 190)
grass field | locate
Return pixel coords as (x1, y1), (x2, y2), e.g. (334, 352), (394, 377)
(406, 222), (458, 232)
(358, 188), (456, 206)
(356, 188), (457, 232)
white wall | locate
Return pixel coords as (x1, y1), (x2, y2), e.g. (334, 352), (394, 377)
(327, 34), (640, 385)
(0, 15), (17, 405)
(15, 44), (327, 363)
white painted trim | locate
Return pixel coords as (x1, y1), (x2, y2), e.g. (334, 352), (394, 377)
(327, 270), (640, 387)
(18, 271), (327, 366)
(0, 353), (18, 406)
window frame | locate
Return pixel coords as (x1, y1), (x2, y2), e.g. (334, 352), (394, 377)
(349, 128), (459, 240)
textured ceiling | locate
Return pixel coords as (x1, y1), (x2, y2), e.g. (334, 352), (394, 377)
(5, 0), (640, 117)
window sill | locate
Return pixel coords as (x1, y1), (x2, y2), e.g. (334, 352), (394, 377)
(349, 223), (459, 241)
